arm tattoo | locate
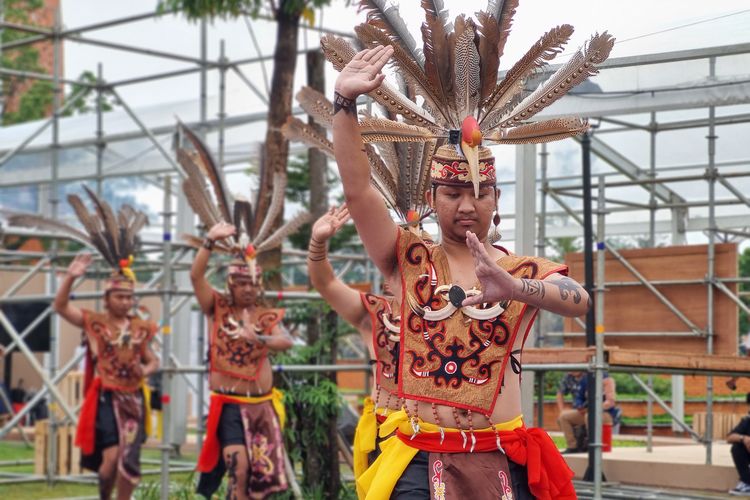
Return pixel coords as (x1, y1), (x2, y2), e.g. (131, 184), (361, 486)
(333, 91), (356, 115)
(520, 279), (545, 300)
(548, 277), (583, 304)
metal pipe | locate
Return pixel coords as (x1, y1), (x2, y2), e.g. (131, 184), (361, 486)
(631, 374), (702, 441)
(549, 170), (750, 192)
(108, 87), (187, 178)
(1, 257), (49, 298)
(604, 243), (704, 335)
(159, 176), (173, 500)
(46, 9), (63, 481)
(649, 112), (657, 246)
(0, 349), (85, 438)
(593, 175), (606, 497)
(0, 86), (87, 170)
(219, 40), (227, 169)
(714, 280), (750, 317)
(705, 56), (718, 466)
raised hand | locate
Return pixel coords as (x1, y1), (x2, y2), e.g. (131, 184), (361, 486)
(207, 221), (236, 241)
(311, 205), (350, 243)
(461, 231), (519, 306)
(66, 253), (93, 279)
(334, 45), (394, 99)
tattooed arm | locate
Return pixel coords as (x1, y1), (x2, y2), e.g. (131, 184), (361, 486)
(515, 273), (590, 317)
(462, 231), (590, 317)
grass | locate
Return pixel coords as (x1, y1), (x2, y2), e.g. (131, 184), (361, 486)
(550, 435), (646, 448)
(0, 441), (202, 499)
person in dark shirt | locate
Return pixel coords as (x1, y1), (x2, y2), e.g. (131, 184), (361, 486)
(727, 393), (750, 495)
(557, 372), (617, 453)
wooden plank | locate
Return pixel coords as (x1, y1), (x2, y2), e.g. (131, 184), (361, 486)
(523, 347), (595, 364)
(57, 424), (69, 476)
(564, 243), (738, 355)
(34, 420), (47, 475)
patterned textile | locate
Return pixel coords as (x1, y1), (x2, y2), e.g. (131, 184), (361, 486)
(396, 228), (567, 413)
(209, 291), (284, 381)
(82, 310), (156, 392)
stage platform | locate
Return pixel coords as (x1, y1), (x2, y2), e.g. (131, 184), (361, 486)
(563, 439), (739, 494)
(524, 347), (750, 376)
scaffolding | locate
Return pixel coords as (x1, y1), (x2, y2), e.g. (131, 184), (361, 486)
(0, 4), (748, 499)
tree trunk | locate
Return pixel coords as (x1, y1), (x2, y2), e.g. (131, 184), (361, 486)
(257, 3), (300, 290)
(307, 49), (328, 221)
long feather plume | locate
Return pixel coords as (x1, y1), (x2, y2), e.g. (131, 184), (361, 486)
(82, 185), (121, 259)
(295, 87), (334, 129)
(485, 117), (589, 143)
(234, 199), (254, 238)
(123, 212), (148, 257)
(453, 18), (481, 120)
(421, 0), (456, 126)
(359, 0), (424, 66)
(5, 213), (91, 246)
(499, 32), (614, 127)
(182, 177), (220, 229)
(179, 122), (233, 223)
(359, 118), (437, 143)
(491, 0), (518, 63)
(476, 10), (500, 105)
(281, 117), (335, 158)
(414, 139), (436, 212)
(67, 194), (116, 266)
(356, 23), (452, 126)
(481, 24), (574, 128)
(255, 211), (311, 253)
(252, 172), (285, 245)
(365, 144), (399, 210)
(320, 35), (437, 127)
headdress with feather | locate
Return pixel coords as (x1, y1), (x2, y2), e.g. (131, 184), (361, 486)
(176, 122), (310, 285)
(320, 0), (614, 197)
(282, 85), (434, 233)
(5, 188), (149, 291)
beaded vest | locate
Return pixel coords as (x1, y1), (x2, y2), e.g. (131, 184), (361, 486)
(396, 229), (567, 413)
(209, 291), (284, 381)
(83, 310), (156, 392)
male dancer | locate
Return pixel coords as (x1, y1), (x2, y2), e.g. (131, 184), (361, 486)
(192, 221), (294, 500)
(329, 16), (610, 496)
(46, 192), (157, 500)
(307, 205), (402, 479)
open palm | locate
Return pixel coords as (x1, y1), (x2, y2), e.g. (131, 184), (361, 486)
(335, 45), (394, 99)
(311, 205), (350, 243)
(462, 231), (518, 306)
(67, 253), (93, 278)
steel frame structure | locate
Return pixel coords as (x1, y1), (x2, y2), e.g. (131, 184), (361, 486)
(0, 5), (747, 499)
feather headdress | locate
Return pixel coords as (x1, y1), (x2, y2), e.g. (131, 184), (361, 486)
(177, 122), (310, 285)
(322, 0), (614, 196)
(5, 188), (149, 290)
(282, 86), (434, 229)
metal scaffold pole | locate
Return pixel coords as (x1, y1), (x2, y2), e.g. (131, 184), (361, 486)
(159, 175), (174, 499)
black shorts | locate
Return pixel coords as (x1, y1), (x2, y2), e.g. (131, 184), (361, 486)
(96, 390), (120, 449)
(217, 403), (245, 447)
(391, 451), (534, 500)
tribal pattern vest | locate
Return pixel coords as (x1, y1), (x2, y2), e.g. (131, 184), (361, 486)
(209, 291), (284, 381)
(83, 310), (156, 392)
(360, 293), (401, 404)
(396, 229), (567, 413)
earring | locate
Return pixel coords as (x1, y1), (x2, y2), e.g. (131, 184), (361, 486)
(490, 212), (501, 243)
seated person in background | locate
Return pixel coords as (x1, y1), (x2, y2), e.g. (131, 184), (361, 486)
(727, 393), (750, 496)
(557, 372), (617, 453)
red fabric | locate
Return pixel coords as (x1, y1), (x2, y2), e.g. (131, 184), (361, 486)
(376, 413), (388, 424)
(396, 426), (576, 500)
(75, 377), (102, 455)
(83, 344), (95, 394)
(196, 393), (237, 472)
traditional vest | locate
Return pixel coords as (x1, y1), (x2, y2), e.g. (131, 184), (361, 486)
(360, 293), (401, 404)
(82, 310), (156, 392)
(209, 291), (284, 381)
(396, 229), (567, 414)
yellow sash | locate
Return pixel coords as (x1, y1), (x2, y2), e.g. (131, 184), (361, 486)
(357, 410), (523, 500)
